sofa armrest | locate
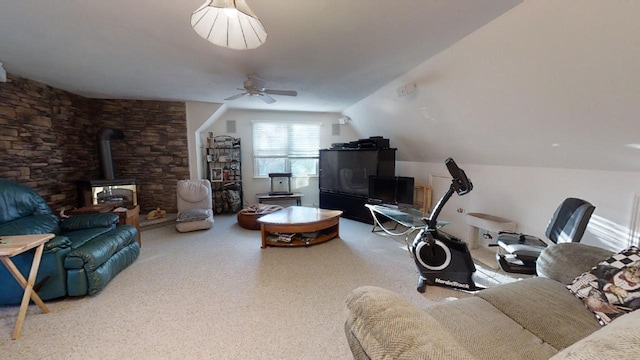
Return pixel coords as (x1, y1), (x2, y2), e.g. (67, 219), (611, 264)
(60, 213), (119, 231)
(44, 235), (72, 251)
(345, 286), (476, 360)
(537, 243), (614, 284)
(550, 310), (640, 359)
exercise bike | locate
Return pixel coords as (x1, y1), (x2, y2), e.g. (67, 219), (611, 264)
(411, 158), (482, 293)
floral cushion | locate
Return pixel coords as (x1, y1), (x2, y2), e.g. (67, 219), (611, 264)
(567, 246), (640, 325)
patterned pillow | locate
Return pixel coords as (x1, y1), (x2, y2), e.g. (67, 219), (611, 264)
(176, 209), (211, 223)
(567, 246), (640, 325)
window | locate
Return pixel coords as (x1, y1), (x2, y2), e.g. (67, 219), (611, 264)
(253, 122), (321, 177)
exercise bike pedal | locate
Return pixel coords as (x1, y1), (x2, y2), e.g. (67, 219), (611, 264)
(417, 276), (427, 293)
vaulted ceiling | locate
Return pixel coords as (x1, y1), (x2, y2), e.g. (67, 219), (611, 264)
(0, 0), (522, 112)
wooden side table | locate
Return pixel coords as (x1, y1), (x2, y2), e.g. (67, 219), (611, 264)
(256, 193), (303, 206)
(115, 205), (141, 246)
(0, 233), (55, 339)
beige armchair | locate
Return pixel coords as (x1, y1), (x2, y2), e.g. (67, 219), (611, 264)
(175, 179), (214, 232)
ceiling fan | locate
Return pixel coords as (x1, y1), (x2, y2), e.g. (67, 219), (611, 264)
(224, 74), (298, 104)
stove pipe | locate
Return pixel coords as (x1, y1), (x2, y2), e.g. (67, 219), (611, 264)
(97, 128), (124, 180)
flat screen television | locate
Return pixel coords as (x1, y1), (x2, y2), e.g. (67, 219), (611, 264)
(319, 150), (384, 197)
(368, 176), (415, 207)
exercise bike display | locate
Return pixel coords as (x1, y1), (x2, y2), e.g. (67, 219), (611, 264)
(411, 158), (482, 293)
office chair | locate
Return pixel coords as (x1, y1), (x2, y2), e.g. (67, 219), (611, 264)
(496, 197), (595, 274)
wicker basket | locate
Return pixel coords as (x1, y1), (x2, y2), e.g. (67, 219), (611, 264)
(237, 204), (283, 230)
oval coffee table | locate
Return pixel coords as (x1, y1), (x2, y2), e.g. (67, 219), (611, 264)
(257, 206), (343, 248)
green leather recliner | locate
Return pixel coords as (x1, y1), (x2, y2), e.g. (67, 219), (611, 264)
(0, 179), (140, 305)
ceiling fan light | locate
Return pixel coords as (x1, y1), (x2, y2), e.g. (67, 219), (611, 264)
(224, 74), (298, 104)
(191, 0), (267, 50)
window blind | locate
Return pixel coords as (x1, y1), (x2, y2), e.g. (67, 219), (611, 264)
(253, 122), (321, 157)
(253, 122), (288, 157)
(289, 123), (321, 157)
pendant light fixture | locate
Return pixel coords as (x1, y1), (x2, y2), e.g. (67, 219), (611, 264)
(191, 0), (267, 50)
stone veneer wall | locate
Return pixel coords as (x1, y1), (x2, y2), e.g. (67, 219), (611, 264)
(90, 100), (189, 213)
(0, 74), (189, 213)
(0, 75), (97, 211)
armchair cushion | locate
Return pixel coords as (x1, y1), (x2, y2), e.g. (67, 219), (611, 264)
(45, 235), (72, 251)
(65, 225), (139, 296)
(64, 226), (138, 271)
(0, 179), (53, 223)
(59, 213), (119, 231)
(63, 227), (116, 249)
(0, 214), (61, 235)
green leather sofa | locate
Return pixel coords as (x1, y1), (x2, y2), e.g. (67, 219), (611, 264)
(0, 179), (140, 305)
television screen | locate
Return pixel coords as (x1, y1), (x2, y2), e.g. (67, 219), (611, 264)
(368, 176), (397, 204)
(319, 150), (378, 196)
(368, 176), (415, 207)
(395, 176), (415, 206)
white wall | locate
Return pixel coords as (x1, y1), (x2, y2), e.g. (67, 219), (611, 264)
(341, 0), (640, 252)
(397, 160), (639, 252)
(344, 0), (640, 172)
(185, 101), (224, 179)
(202, 109), (358, 207)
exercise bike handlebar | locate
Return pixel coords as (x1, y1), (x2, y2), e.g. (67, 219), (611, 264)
(445, 157), (473, 196)
(424, 158), (473, 232)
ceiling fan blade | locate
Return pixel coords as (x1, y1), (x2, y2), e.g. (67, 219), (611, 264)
(224, 92), (247, 101)
(259, 94), (277, 104)
(264, 89), (298, 97)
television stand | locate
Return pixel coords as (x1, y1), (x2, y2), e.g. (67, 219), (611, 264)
(320, 191), (371, 223)
(257, 193), (303, 206)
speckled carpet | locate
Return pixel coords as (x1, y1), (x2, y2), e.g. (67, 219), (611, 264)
(0, 214), (518, 359)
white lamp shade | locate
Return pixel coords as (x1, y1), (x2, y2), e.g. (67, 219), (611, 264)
(191, 0), (267, 50)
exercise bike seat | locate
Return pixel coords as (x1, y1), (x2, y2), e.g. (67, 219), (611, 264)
(496, 234), (547, 273)
(495, 198), (595, 275)
(497, 232), (547, 256)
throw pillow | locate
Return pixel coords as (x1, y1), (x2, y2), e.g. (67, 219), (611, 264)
(176, 209), (211, 223)
(177, 181), (209, 203)
(567, 246), (640, 325)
